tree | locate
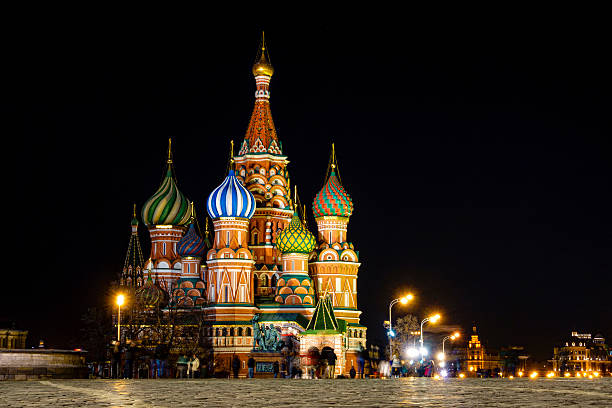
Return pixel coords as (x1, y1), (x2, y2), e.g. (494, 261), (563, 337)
(391, 314), (420, 357)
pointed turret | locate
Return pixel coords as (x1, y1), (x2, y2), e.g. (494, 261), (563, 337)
(305, 295), (341, 332)
(120, 204), (145, 287)
(237, 32), (283, 157)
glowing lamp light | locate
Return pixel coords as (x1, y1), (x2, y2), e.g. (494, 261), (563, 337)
(564, 372), (571, 377)
(593, 372), (600, 377)
(433, 374), (440, 380)
(439, 361), (446, 368)
(518, 371), (524, 377)
(509, 376), (514, 379)
(546, 372), (555, 378)
(388, 329), (395, 337)
(453, 332), (460, 338)
(419, 347), (428, 356)
(400, 294), (414, 304)
(576, 373), (581, 378)
(116, 294), (125, 306)
(430, 314), (441, 323)
(406, 348), (419, 358)
(437, 352), (445, 361)
(459, 373), (465, 378)
(440, 370), (448, 377)
(530, 372), (538, 379)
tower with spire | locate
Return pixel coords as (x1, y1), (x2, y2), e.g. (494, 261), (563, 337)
(234, 33), (293, 297)
(120, 204), (146, 287)
(141, 139), (191, 288)
(205, 156), (257, 333)
(309, 145), (363, 328)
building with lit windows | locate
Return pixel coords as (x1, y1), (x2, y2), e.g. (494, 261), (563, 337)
(116, 35), (367, 377)
(551, 331), (611, 375)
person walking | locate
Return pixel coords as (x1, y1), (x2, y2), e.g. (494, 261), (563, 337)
(273, 361), (279, 378)
(188, 354), (200, 378)
(232, 355), (240, 379)
(247, 356), (255, 378)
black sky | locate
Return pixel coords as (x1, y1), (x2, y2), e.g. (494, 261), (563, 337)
(4, 13), (611, 360)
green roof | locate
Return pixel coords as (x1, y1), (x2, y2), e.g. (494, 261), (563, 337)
(257, 313), (309, 329)
(304, 295), (342, 333)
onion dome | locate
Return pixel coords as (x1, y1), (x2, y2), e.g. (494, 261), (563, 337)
(312, 169), (354, 218)
(207, 170), (256, 219)
(142, 141), (190, 226)
(277, 212), (316, 254)
(252, 33), (274, 77)
(135, 273), (166, 308)
(177, 223), (206, 258)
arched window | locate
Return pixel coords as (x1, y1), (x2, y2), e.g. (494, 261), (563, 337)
(238, 327), (243, 336)
(246, 327), (252, 336)
(229, 328), (234, 336)
(271, 275), (278, 287)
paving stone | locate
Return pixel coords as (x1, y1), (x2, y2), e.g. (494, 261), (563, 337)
(0, 378), (611, 407)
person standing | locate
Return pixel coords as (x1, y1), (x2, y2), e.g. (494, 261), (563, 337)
(247, 356), (255, 378)
(232, 355), (240, 379)
(350, 365), (356, 379)
(123, 341), (134, 379)
(111, 341), (121, 379)
(189, 354), (200, 378)
(176, 355), (188, 378)
(273, 360), (279, 378)
(327, 351), (337, 379)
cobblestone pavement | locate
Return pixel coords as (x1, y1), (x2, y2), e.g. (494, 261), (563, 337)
(1, 378), (611, 407)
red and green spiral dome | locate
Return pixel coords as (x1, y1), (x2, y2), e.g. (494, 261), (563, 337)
(312, 170), (353, 218)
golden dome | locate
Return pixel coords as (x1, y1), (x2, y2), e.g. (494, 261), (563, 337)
(252, 49), (274, 77)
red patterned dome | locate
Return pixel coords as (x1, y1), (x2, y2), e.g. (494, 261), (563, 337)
(312, 170), (353, 218)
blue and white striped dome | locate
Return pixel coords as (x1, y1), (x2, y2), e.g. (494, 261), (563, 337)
(207, 170), (256, 219)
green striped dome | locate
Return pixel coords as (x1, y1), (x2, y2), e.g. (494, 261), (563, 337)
(276, 212), (316, 254)
(142, 166), (190, 226)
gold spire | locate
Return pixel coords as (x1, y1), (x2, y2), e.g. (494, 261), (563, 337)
(252, 31), (274, 77)
(324, 142), (342, 185)
(227, 140), (235, 173)
(189, 201), (195, 221)
(133, 203), (137, 218)
(302, 204), (307, 224)
(167, 138), (173, 164)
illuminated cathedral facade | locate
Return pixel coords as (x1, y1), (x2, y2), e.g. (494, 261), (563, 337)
(120, 36), (367, 377)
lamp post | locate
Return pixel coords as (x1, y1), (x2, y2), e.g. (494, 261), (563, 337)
(116, 294), (125, 342)
(420, 314), (441, 358)
(388, 294), (414, 359)
(442, 332), (460, 355)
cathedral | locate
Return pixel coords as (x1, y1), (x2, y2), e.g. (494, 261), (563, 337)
(119, 36), (367, 377)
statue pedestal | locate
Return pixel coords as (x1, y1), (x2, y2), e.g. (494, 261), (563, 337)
(249, 351), (284, 378)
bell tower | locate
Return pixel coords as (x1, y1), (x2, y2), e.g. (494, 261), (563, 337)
(233, 33), (293, 296)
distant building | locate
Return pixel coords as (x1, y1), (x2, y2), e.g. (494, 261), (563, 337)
(0, 322), (27, 349)
(551, 331), (611, 375)
(464, 325), (501, 375)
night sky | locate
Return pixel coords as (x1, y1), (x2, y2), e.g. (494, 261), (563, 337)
(5, 15), (611, 360)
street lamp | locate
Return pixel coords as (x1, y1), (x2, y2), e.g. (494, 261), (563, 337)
(420, 314), (441, 358)
(388, 294), (414, 359)
(442, 332), (460, 355)
(116, 294), (125, 342)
